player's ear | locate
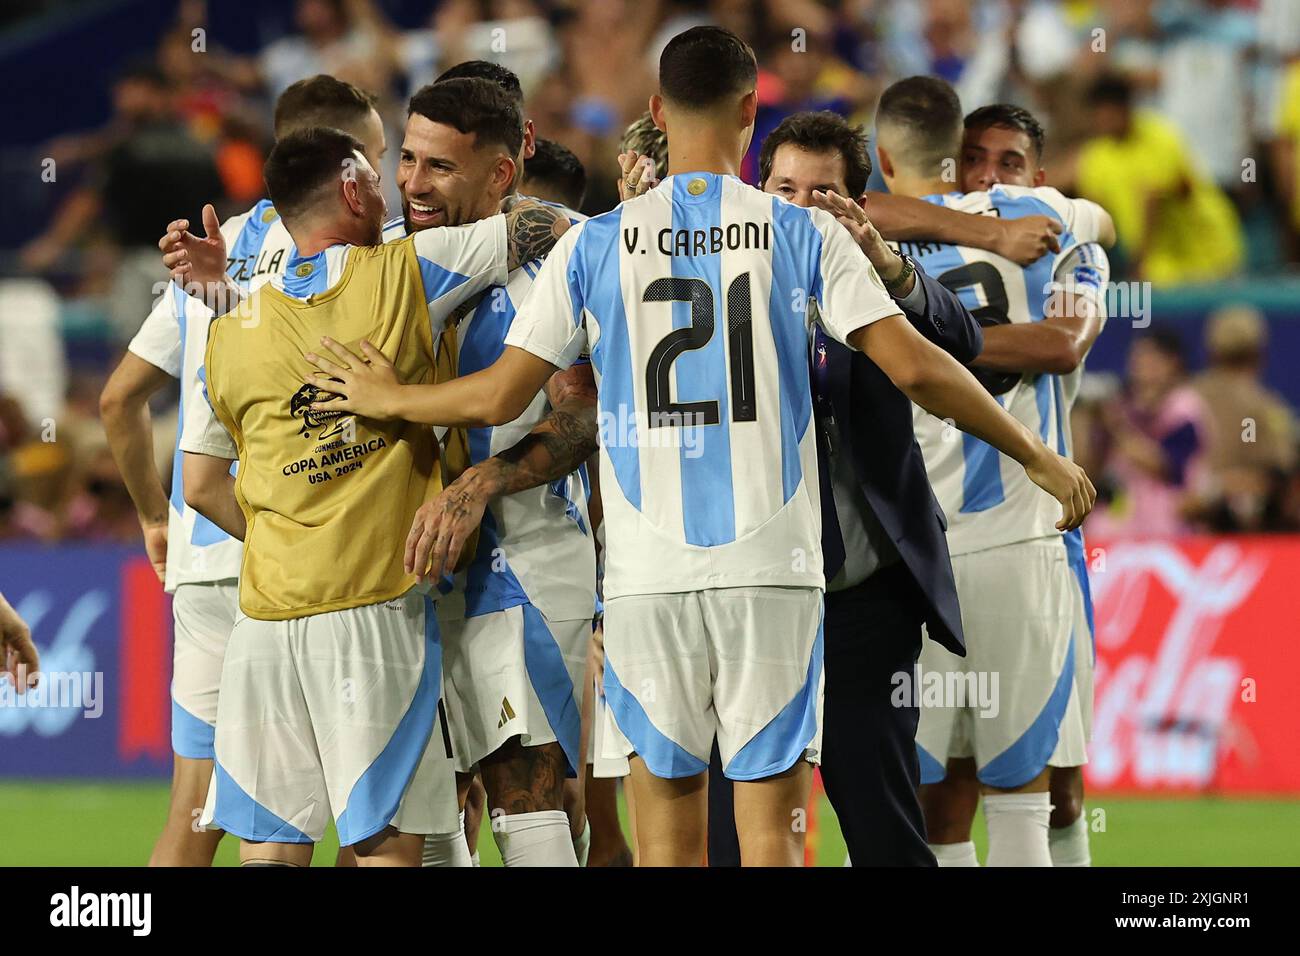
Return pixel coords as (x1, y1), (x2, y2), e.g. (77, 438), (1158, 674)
(876, 145), (895, 180)
(1033, 167), (1046, 187)
(649, 94), (667, 132)
(494, 154), (517, 197)
(523, 120), (536, 161)
(739, 89), (758, 130)
(341, 176), (364, 217)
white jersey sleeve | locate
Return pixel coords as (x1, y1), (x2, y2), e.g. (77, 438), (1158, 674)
(806, 206), (903, 346)
(179, 376), (238, 460)
(503, 223), (588, 369)
(991, 185), (1108, 245)
(411, 214), (509, 316)
(127, 287), (184, 378)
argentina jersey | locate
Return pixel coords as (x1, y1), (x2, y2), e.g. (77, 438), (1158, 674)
(423, 260), (597, 624)
(128, 199), (296, 591)
(505, 173), (901, 599)
(905, 185), (1109, 556)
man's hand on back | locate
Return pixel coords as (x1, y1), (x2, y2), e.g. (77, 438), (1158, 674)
(995, 215), (1062, 266)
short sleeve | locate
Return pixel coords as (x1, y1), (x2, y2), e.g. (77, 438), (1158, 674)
(504, 224), (589, 369)
(808, 207), (903, 348)
(1051, 241), (1111, 327)
(179, 375), (237, 460)
(127, 283), (188, 378)
(1019, 186), (1108, 245)
(412, 215), (509, 314)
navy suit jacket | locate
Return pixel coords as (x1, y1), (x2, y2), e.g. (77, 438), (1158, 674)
(819, 264), (982, 655)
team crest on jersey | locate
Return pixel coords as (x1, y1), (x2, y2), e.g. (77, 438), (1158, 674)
(687, 177), (708, 196)
(290, 383), (349, 441)
(261, 207), (278, 223)
(294, 261), (315, 278)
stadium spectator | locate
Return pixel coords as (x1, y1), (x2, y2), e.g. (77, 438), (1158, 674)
(1089, 331), (1212, 538)
(1074, 73), (1243, 285)
(1191, 305), (1299, 532)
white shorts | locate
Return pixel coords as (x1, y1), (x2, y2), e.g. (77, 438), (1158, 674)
(601, 586), (824, 781)
(916, 538), (1088, 789)
(591, 674), (630, 779)
(438, 603), (587, 774)
(1063, 530), (1095, 742)
(171, 580), (239, 760)
(203, 590), (458, 846)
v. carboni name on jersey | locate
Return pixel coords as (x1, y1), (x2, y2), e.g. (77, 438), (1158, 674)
(179, 217), (507, 618)
(504, 173), (902, 598)
(906, 185), (1111, 556)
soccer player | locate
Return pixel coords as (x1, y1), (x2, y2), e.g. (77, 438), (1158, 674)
(300, 26), (1095, 866)
(869, 77), (1113, 867)
(99, 74), (386, 867)
(395, 77), (597, 868)
(914, 102), (1112, 867)
(179, 124), (569, 867)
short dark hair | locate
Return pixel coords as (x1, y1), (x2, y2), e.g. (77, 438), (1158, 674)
(522, 138), (587, 209)
(274, 74), (378, 138)
(964, 103), (1046, 160)
(759, 111), (872, 197)
(263, 126), (365, 222)
(435, 60), (524, 106)
(876, 76), (963, 177)
(407, 78), (524, 156)
(659, 26), (757, 110)
(1086, 73), (1134, 109)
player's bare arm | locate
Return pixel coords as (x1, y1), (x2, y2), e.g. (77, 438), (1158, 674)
(850, 314), (1095, 531)
(404, 362), (598, 580)
(181, 452), (247, 542)
(100, 353), (173, 582)
(1, 590), (40, 693)
(817, 191), (916, 295)
(864, 190), (1063, 265)
(304, 337), (557, 428)
(973, 292), (1104, 375)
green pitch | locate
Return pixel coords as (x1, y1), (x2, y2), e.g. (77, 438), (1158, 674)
(1, 781), (1297, 866)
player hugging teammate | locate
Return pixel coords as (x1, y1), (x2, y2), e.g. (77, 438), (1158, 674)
(106, 25), (1109, 867)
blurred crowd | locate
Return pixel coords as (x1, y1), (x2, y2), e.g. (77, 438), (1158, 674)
(3, 0), (1300, 543)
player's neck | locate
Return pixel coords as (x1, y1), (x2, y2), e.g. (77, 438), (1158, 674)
(666, 135), (743, 179)
(888, 173), (954, 200)
(290, 223), (361, 257)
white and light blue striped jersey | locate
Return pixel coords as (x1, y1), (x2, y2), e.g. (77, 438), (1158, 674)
(504, 173), (901, 599)
(904, 185), (1111, 556)
(128, 198), (293, 590)
(180, 217), (510, 461)
(436, 260), (597, 624)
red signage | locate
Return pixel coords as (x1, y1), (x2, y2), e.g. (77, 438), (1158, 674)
(1086, 537), (1300, 794)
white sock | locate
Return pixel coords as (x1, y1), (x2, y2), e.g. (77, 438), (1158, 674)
(572, 818), (591, 866)
(983, 792), (1053, 867)
(422, 811), (474, 867)
(470, 849), (481, 867)
(930, 841), (979, 866)
(492, 809), (578, 867)
(1049, 810), (1092, 867)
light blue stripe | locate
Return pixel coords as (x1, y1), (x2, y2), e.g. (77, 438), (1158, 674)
(212, 758), (313, 843)
(282, 250), (330, 298)
(225, 200), (277, 288)
(520, 604), (581, 775)
(1035, 374), (1053, 443)
(1063, 528), (1095, 653)
(723, 608), (823, 780)
(916, 742), (947, 785)
(170, 698), (215, 759)
(417, 255), (472, 304)
(768, 198), (819, 504)
(977, 631), (1076, 789)
(603, 658), (707, 778)
(672, 174), (734, 546)
(583, 210), (642, 511)
(335, 599), (442, 846)
(960, 427), (1005, 513)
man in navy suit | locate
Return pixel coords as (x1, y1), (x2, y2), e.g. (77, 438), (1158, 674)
(708, 111), (990, 866)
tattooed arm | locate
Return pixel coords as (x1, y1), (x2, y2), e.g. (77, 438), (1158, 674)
(403, 361), (598, 580)
(502, 195), (571, 270)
